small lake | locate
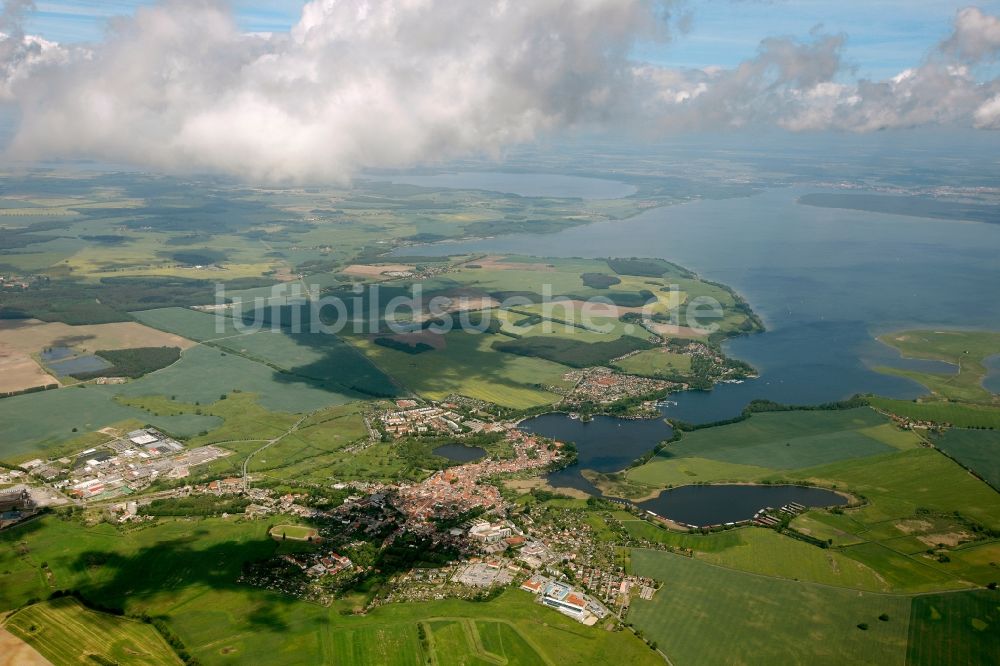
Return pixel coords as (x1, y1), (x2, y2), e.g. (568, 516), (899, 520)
(638, 484), (848, 527)
(369, 171), (637, 200)
(47, 355), (112, 377)
(40, 346), (77, 362)
(519, 413), (673, 494)
(984, 355), (1000, 394)
(433, 444), (487, 462)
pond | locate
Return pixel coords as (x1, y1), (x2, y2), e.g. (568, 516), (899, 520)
(432, 444), (487, 462)
(984, 354), (1000, 394)
(46, 354), (112, 377)
(39, 346), (77, 362)
(637, 484), (848, 528)
(518, 413), (673, 494)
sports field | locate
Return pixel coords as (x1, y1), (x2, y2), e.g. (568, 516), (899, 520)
(628, 548), (911, 665)
(270, 525), (319, 541)
(4, 597), (181, 666)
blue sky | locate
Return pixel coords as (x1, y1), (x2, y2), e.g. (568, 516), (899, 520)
(17, 0), (1000, 78)
(22, 1), (1000, 80)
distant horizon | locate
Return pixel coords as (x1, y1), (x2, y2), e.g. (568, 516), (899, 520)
(3, 1), (1000, 183)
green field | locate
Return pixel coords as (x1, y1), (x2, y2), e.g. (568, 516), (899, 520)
(427, 619), (546, 666)
(347, 329), (569, 408)
(906, 590), (1000, 666)
(875, 330), (1000, 403)
(628, 548), (912, 665)
(782, 449), (1000, 591)
(115, 345), (357, 412)
(930, 428), (1000, 490)
(607, 407), (1000, 594)
(4, 597), (181, 665)
(0, 386), (145, 460)
(492, 334), (653, 368)
(207, 329), (399, 398)
(326, 254), (760, 407)
(625, 408), (917, 491)
(613, 348), (692, 376)
(0, 517), (660, 666)
(868, 396), (1000, 429)
(131, 307), (246, 341)
(0, 339), (363, 461)
(269, 525), (319, 541)
(695, 527), (889, 590)
(788, 448), (1000, 532)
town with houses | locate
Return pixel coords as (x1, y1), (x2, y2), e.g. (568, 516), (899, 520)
(0, 390), (676, 628)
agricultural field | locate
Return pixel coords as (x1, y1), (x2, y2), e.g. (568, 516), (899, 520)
(623, 408), (918, 492)
(869, 396), (1000, 429)
(875, 330), (1000, 404)
(346, 329), (570, 408)
(628, 548), (912, 665)
(206, 329), (400, 399)
(0, 343), (56, 394)
(0, 173), (671, 291)
(617, 516), (892, 591)
(131, 307), (247, 341)
(783, 449), (1000, 591)
(0, 628), (49, 666)
(788, 448), (1000, 533)
(594, 408), (1000, 594)
(906, 590), (1000, 666)
(0, 385), (150, 460)
(0, 517), (660, 666)
(427, 619), (545, 666)
(4, 597), (181, 666)
(613, 347), (692, 376)
(329, 254), (759, 407)
(694, 527), (889, 590)
(929, 428), (1000, 490)
(114, 345), (358, 412)
(0, 317), (195, 392)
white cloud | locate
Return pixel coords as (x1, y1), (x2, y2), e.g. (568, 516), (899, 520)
(1, 1), (999, 182)
(1, 0), (672, 181)
(943, 6), (1000, 62)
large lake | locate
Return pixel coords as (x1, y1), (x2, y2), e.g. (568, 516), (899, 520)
(368, 171), (637, 199)
(397, 185), (1000, 423)
(638, 484), (848, 527)
(518, 413), (673, 494)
